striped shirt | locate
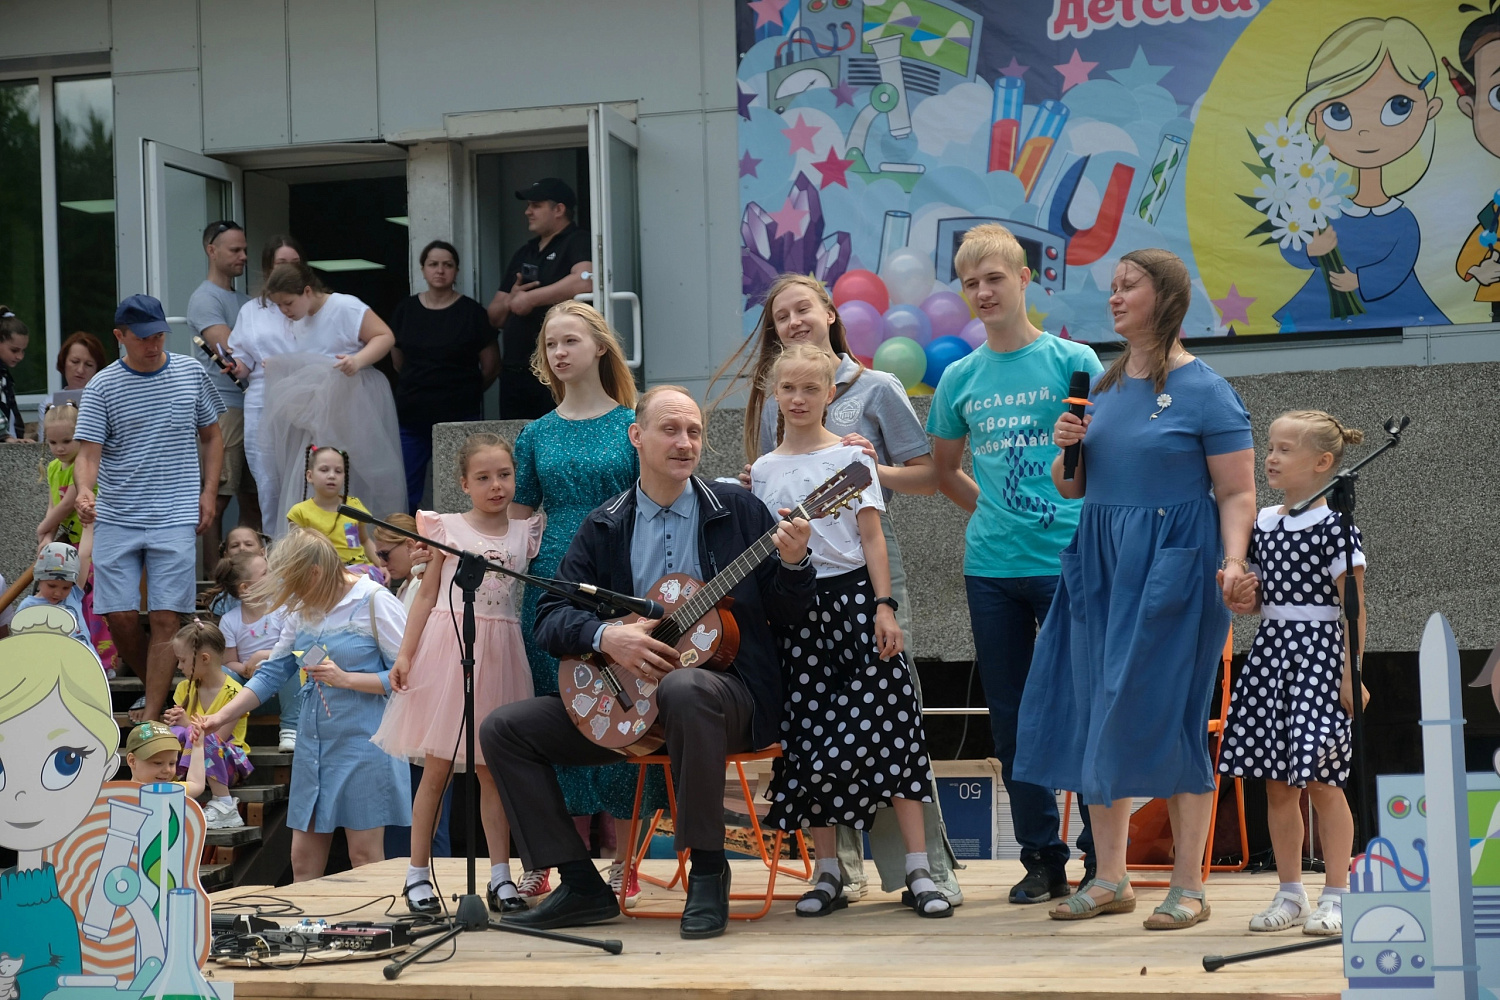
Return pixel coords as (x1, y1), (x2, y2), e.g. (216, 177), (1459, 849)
(76, 353), (224, 528)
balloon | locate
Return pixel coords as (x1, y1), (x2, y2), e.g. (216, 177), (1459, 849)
(872, 336), (927, 390)
(832, 269), (889, 314)
(908, 383), (935, 397)
(880, 248), (936, 306)
(920, 291), (971, 340)
(923, 335), (972, 389)
(839, 300), (885, 359)
(882, 304), (933, 346)
(959, 318), (987, 349)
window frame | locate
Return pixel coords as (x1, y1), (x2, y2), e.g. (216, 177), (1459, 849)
(0, 62), (112, 409)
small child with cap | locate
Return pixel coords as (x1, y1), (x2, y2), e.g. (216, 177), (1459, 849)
(125, 719), (207, 800)
(19, 522), (95, 653)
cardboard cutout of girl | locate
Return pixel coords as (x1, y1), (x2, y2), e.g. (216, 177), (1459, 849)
(1274, 17), (1451, 331)
(0, 607), (118, 1000)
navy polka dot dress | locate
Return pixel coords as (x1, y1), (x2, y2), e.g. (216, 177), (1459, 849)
(766, 567), (933, 831)
(1219, 505), (1365, 788)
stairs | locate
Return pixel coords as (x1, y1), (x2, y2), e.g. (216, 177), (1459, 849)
(108, 675), (293, 891)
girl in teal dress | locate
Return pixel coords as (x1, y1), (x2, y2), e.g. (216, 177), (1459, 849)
(510, 301), (666, 901)
(1013, 250), (1256, 931)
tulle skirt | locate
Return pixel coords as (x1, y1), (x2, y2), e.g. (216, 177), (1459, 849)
(260, 353), (406, 535)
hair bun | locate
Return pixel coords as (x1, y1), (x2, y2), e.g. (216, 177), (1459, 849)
(1342, 426), (1365, 446)
(10, 603), (84, 637)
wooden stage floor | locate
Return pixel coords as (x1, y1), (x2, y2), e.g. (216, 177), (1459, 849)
(209, 858), (1344, 999)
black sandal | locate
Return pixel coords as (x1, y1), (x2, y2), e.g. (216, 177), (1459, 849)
(795, 872), (849, 917)
(900, 867), (953, 919)
(488, 880), (528, 914)
(403, 878), (441, 915)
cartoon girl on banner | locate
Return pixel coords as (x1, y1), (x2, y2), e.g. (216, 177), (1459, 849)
(0, 606), (118, 1000)
(1274, 17), (1450, 331)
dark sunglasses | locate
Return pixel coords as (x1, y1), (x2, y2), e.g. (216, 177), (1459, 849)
(376, 539), (410, 561)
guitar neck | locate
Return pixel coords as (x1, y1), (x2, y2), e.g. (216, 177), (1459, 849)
(671, 503), (807, 628)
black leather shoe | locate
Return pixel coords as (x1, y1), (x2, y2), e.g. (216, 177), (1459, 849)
(680, 866), (731, 939)
(488, 880), (528, 914)
(500, 883), (618, 929)
(403, 879), (441, 915)
(1009, 862), (1069, 904)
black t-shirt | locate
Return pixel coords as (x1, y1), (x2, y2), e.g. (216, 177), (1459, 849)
(500, 223), (592, 370)
(391, 293), (496, 426)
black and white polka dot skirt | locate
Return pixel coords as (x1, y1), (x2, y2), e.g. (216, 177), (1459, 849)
(766, 566), (933, 832)
(1219, 619), (1352, 788)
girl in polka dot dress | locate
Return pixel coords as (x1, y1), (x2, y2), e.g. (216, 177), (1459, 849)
(1218, 410), (1369, 938)
(749, 344), (948, 920)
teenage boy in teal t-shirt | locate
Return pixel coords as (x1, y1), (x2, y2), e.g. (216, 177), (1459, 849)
(927, 224), (1103, 904)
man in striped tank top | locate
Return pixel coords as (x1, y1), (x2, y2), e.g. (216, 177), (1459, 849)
(74, 294), (226, 723)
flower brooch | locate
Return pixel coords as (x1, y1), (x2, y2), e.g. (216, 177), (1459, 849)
(1150, 393), (1172, 419)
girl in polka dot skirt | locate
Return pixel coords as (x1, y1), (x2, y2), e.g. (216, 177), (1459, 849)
(749, 344), (949, 919)
(1218, 410), (1369, 938)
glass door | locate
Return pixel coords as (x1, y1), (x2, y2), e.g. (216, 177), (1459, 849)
(143, 140), (242, 357)
(586, 104), (642, 370)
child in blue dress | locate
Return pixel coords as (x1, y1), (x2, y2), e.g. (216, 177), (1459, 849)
(1219, 410), (1368, 937)
(197, 528), (411, 882)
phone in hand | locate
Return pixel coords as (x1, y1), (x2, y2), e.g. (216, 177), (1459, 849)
(299, 643), (328, 684)
(520, 263), (540, 284)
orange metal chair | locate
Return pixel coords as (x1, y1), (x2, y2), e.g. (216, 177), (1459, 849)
(620, 746), (812, 920)
(1060, 630), (1250, 888)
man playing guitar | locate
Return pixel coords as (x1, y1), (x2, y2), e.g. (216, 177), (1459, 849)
(480, 385), (815, 940)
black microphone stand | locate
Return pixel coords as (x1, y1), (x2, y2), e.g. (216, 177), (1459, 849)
(1202, 416), (1409, 973)
(337, 508), (625, 975)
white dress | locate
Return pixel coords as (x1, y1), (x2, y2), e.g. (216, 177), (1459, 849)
(255, 292), (406, 532)
(228, 298), (295, 505)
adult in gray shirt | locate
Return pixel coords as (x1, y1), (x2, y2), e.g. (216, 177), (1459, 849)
(710, 273), (961, 907)
(187, 219), (258, 575)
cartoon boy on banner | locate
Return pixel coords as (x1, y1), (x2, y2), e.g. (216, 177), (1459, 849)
(1450, 2), (1500, 321)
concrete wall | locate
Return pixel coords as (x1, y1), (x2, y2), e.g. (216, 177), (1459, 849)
(420, 361), (1500, 659)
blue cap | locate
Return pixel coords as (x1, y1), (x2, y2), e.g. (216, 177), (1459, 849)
(114, 294), (171, 336)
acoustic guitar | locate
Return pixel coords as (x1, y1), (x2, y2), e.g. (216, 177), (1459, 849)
(559, 461), (872, 753)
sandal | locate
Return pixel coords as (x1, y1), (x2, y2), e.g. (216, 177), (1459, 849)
(795, 872), (849, 917)
(900, 867), (953, 918)
(1049, 876), (1136, 920)
(1248, 889), (1309, 932)
(403, 878), (441, 916)
(1303, 896), (1342, 937)
(1143, 885), (1211, 930)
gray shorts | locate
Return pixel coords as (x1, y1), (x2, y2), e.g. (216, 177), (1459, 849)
(92, 522), (198, 614)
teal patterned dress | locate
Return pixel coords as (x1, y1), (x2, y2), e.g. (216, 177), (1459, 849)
(514, 407), (667, 818)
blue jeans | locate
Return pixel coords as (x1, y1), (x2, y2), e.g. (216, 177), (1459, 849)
(399, 424), (433, 515)
(965, 574), (1093, 869)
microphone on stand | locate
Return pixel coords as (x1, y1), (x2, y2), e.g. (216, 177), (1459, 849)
(1061, 370), (1092, 481)
(336, 504), (665, 619)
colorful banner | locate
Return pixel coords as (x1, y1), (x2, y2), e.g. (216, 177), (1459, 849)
(736, 0), (1500, 355)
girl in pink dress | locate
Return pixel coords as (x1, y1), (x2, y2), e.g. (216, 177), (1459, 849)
(373, 432), (542, 915)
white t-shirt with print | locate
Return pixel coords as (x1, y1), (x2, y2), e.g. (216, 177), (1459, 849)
(750, 442), (882, 578)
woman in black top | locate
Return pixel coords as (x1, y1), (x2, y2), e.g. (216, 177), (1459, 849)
(392, 240), (500, 512)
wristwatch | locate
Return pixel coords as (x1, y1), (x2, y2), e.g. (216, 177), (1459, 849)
(873, 596), (899, 612)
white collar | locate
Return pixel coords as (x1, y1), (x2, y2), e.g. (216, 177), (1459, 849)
(1257, 504), (1336, 532)
(1339, 197), (1403, 218)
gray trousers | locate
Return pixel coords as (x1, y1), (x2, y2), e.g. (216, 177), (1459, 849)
(836, 511), (962, 895)
(479, 667), (755, 869)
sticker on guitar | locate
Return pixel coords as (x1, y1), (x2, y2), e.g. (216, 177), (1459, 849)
(690, 624), (717, 651)
(658, 579), (682, 603)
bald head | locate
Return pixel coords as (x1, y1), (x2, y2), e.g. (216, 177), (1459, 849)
(630, 386), (704, 493)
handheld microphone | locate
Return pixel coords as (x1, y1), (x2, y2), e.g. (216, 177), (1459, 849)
(193, 336), (248, 389)
(1061, 370), (1091, 481)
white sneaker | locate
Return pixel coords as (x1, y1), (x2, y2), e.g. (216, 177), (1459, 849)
(1249, 889), (1310, 932)
(1303, 896), (1343, 936)
(278, 730), (296, 752)
(203, 799), (245, 830)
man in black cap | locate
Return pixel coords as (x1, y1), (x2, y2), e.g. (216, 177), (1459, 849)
(487, 178), (593, 419)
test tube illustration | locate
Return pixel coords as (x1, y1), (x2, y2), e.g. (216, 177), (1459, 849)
(1014, 99), (1070, 199)
(138, 782), (185, 947)
(1136, 133), (1188, 225)
(868, 35), (912, 139)
(988, 76), (1025, 172)
(878, 211), (912, 273)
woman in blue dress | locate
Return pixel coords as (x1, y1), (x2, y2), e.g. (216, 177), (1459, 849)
(509, 301), (666, 901)
(1013, 249), (1256, 930)
(199, 528), (412, 882)
(1273, 17), (1448, 331)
